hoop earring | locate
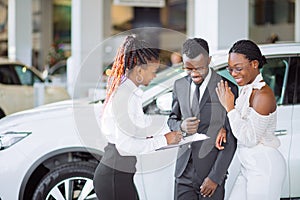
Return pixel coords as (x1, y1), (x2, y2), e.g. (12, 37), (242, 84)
(136, 74), (144, 83)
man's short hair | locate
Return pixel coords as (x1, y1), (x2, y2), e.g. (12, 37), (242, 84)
(182, 38), (209, 59)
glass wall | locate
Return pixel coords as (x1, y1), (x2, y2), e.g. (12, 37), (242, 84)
(249, 0), (295, 43)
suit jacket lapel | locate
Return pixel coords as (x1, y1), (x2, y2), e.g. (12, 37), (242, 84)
(199, 70), (221, 111)
(181, 76), (193, 117)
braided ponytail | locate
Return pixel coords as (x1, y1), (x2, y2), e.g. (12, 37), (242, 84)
(104, 35), (159, 105)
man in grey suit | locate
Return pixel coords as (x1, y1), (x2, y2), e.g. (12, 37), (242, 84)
(168, 38), (238, 200)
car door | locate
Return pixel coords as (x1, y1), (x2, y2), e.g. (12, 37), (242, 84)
(288, 56), (300, 198)
(261, 57), (293, 198)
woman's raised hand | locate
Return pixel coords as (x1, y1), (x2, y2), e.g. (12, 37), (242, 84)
(215, 80), (235, 112)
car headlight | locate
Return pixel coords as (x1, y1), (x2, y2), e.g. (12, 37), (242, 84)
(0, 132), (31, 150)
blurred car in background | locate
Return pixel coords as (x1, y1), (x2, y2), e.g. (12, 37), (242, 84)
(0, 43), (299, 200)
(0, 57), (70, 118)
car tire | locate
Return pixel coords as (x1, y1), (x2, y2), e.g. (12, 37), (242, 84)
(32, 161), (98, 200)
(0, 108), (5, 119)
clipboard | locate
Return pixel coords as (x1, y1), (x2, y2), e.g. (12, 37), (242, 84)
(156, 133), (209, 151)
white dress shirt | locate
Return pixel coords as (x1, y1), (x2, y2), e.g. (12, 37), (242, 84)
(101, 78), (169, 156)
(189, 67), (212, 105)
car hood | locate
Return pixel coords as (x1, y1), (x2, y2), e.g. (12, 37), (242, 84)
(0, 98), (102, 129)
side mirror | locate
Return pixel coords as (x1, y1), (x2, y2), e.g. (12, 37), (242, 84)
(42, 69), (49, 80)
(156, 92), (172, 114)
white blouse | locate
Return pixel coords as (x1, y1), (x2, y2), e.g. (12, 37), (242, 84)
(227, 74), (280, 148)
(101, 78), (169, 156)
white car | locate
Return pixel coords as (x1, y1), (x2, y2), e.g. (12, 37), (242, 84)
(0, 57), (70, 118)
(0, 43), (299, 200)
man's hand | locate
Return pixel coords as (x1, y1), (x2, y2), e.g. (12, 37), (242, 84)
(180, 117), (200, 135)
(215, 127), (227, 150)
(200, 177), (218, 198)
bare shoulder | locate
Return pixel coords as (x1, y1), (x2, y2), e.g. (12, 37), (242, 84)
(251, 85), (277, 115)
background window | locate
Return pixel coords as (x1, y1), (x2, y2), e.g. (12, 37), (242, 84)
(287, 57), (300, 104)
(14, 66), (41, 85)
(0, 66), (17, 84)
(261, 57), (288, 104)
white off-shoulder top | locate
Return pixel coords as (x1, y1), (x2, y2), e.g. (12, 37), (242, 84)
(227, 73), (280, 148)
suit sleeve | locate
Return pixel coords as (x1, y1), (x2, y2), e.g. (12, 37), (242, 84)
(167, 81), (182, 131)
(208, 115), (237, 185)
(208, 83), (238, 185)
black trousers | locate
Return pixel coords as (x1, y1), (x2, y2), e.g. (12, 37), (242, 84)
(93, 163), (139, 200)
(175, 155), (225, 200)
(93, 143), (139, 200)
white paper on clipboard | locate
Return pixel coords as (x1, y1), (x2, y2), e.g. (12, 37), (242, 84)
(156, 133), (209, 151)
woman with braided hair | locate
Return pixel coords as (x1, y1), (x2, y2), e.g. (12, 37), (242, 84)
(93, 35), (182, 200)
(215, 39), (286, 199)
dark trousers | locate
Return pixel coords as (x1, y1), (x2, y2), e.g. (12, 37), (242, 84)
(93, 163), (139, 200)
(174, 157), (225, 200)
(93, 143), (139, 200)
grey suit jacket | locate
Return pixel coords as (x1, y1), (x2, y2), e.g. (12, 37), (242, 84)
(167, 69), (238, 185)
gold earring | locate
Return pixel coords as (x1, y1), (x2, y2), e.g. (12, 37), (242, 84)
(136, 74), (143, 83)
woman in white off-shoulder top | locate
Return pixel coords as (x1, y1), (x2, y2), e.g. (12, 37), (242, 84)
(215, 40), (286, 200)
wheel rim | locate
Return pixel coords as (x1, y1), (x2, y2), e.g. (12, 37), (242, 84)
(45, 177), (97, 200)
